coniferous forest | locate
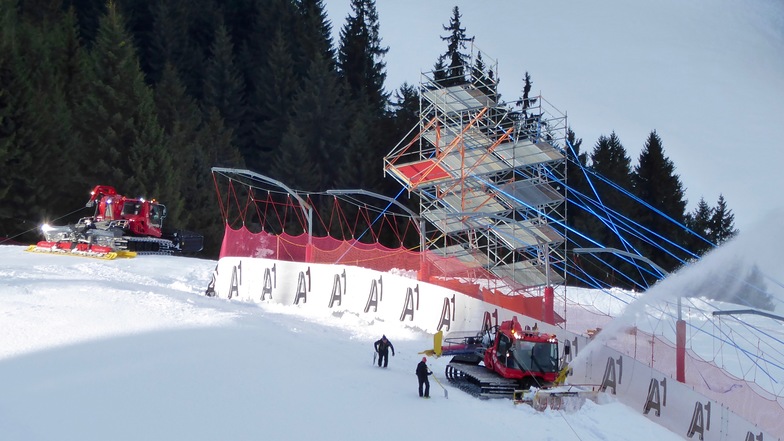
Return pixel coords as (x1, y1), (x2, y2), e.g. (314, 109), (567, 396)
(1, 0), (740, 292)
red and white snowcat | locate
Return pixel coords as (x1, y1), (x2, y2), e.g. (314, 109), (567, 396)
(29, 185), (203, 259)
(424, 316), (597, 409)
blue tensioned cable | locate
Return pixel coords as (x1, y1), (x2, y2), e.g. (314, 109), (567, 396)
(476, 174), (665, 286)
(709, 319), (782, 383)
(564, 139), (641, 256)
(564, 193), (672, 281)
(547, 160), (694, 264)
(547, 165), (698, 263)
(571, 159), (716, 250)
(728, 320), (784, 356)
(566, 186), (696, 266)
(554, 260), (638, 304)
(504, 156), (681, 284)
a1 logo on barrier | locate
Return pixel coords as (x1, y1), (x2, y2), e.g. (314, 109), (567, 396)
(225, 260), (278, 301)
(643, 376), (667, 417)
(328, 269), (347, 308)
(261, 263), (276, 301)
(436, 294), (456, 331)
(686, 400), (711, 440)
(293, 267), (311, 305)
(745, 431), (763, 441)
(228, 261), (243, 299)
(601, 355), (623, 395)
(364, 275), (383, 313)
(399, 284), (419, 321)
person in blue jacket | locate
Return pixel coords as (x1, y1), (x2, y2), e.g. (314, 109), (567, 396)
(374, 335), (395, 368)
(416, 357), (432, 398)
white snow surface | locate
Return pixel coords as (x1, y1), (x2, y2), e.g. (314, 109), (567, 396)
(0, 245), (687, 441)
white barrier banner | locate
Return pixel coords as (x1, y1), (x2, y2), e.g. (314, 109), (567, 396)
(212, 257), (776, 441)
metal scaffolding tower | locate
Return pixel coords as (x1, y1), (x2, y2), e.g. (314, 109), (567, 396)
(384, 46), (567, 295)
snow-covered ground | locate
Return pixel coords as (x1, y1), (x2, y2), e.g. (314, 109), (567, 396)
(0, 245), (686, 441)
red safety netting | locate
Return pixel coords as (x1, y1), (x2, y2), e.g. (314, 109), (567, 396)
(210, 170), (565, 317)
(218, 223), (562, 324)
(219, 225), (420, 272)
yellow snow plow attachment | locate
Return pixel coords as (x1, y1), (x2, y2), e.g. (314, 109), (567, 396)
(419, 330), (443, 357)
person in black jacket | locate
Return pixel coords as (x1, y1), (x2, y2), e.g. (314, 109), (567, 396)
(374, 335), (395, 368)
(416, 357), (432, 398)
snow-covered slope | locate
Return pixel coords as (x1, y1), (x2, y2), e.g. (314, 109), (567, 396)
(0, 245), (685, 441)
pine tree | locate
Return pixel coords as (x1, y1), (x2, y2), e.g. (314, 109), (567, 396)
(631, 130), (687, 273)
(0, 3), (80, 240)
(0, 1), (25, 238)
(390, 82), (420, 143)
(250, 27), (298, 175)
(513, 72), (539, 137)
(201, 106), (244, 169)
(435, 6), (472, 87)
(684, 197), (714, 256)
(202, 17), (247, 156)
(145, 0), (189, 85)
(737, 264), (773, 311)
(154, 0), (214, 99)
(297, 0), (336, 72)
(235, 0), (300, 175)
(154, 62), (241, 256)
(710, 194), (737, 245)
(337, 0), (389, 117)
(273, 52), (347, 190)
(153, 63), (205, 227)
(584, 132), (638, 288)
(17, 0), (61, 25)
(590, 132), (634, 211)
(564, 129), (595, 286)
(57, 6), (91, 117)
(470, 51), (497, 102)
(76, 1), (171, 198)
(61, 0), (105, 45)
(432, 55), (447, 85)
(337, 97), (381, 190)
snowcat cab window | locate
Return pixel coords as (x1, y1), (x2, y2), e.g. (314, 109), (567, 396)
(121, 202), (140, 216)
(530, 342), (559, 373)
(511, 340), (534, 371)
(497, 334), (511, 365)
(150, 205), (163, 227)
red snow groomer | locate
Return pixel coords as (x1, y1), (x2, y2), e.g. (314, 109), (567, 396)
(432, 316), (560, 397)
(29, 185), (203, 259)
(424, 316), (597, 409)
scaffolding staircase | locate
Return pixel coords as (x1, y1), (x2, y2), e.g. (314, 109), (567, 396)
(384, 47), (567, 293)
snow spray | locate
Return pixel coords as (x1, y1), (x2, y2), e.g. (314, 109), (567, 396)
(567, 207), (784, 371)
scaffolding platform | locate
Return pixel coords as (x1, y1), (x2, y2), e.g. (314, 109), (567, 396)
(384, 44), (567, 292)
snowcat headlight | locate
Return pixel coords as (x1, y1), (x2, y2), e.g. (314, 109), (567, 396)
(41, 224), (53, 232)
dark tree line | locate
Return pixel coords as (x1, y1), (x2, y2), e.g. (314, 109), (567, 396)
(1, 0), (411, 256)
(1, 0), (741, 305)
